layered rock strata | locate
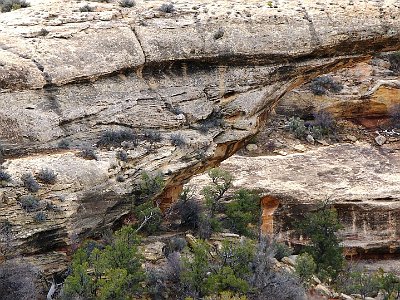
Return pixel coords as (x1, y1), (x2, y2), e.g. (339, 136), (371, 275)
(189, 142), (400, 257)
(0, 0), (400, 273)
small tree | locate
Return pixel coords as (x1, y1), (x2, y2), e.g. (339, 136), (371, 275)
(132, 171), (165, 234)
(225, 189), (260, 237)
(62, 226), (145, 299)
(376, 270), (400, 300)
(138, 171), (164, 201)
(181, 240), (211, 298)
(202, 168), (233, 218)
(181, 239), (255, 298)
(201, 168), (233, 234)
(172, 187), (201, 229)
(295, 201), (344, 282)
(295, 253), (317, 288)
(336, 268), (380, 299)
(134, 201), (162, 234)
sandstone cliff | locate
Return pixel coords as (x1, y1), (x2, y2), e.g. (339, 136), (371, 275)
(189, 142), (400, 258)
(1, 0), (400, 275)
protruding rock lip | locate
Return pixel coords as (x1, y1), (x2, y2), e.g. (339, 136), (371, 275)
(0, 0), (400, 90)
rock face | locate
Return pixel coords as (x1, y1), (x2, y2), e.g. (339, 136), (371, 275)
(276, 56), (400, 128)
(1, 0), (400, 275)
(189, 142), (400, 257)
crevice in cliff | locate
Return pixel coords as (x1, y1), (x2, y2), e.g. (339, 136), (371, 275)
(0, 44), (48, 90)
(299, 5), (321, 48)
(130, 25), (147, 64)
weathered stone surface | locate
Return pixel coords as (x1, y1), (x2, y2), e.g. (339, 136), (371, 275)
(276, 57), (400, 127)
(375, 134), (387, 145)
(0, 0), (400, 276)
(189, 142), (400, 256)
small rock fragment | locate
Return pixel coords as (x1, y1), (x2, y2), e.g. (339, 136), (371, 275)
(345, 135), (358, 142)
(375, 135), (386, 146)
(185, 233), (197, 247)
(246, 143), (258, 152)
(340, 293), (354, 300)
(315, 284), (332, 297)
(293, 144), (306, 152)
(316, 139), (330, 146)
(281, 256), (295, 266)
(306, 134), (315, 144)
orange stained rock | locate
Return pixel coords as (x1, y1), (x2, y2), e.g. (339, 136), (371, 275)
(260, 195), (280, 235)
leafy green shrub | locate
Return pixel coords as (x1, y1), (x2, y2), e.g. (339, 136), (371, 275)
(287, 117), (307, 139)
(159, 3), (175, 13)
(336, 269), (380, 299)
(182, 240), (211, 297)
(36, 168), (57, 184)
(62, 226), (145, 299)
(195, 168), (234, 238)
(19, 195), (40, 212)
(295, 253), (316, 287)
(134, 201), (162, 234)
(21, 173), (40, 192)
(149, 235), (307, 299)
(274, 242), (293, 261)
(336, 267), (400, 300)
(295, 202), (344, 281)
(182, 239), (254, 298)
(0, 0), (30, 13)
(205, 266), (250, 295)
(309, 76), (343, 95)
(138, 171), (164, 200)
(376, 270), (400, 300)
(225, 189), (260, 237)
(119, 0), (135, 8)
(205, 291), (248, 300)
(97, 129), (138, 148)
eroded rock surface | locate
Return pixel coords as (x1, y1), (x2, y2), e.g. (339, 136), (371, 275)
(1, 0), (400, 274)
(276, 57), (400, 128)
(189, 142), (400, 257)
